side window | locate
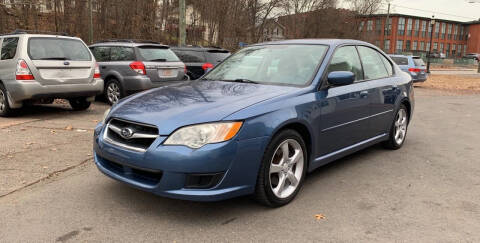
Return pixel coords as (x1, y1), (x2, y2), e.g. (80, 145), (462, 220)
(110, 47), (135, 61)
(1, 37), (19, 60)
(379, 54), (393, 76)
(357, 46), (388, 80)
(91, 46), (111, 62)
(172, 50), (205, 63)
(327, 46), (363, 81)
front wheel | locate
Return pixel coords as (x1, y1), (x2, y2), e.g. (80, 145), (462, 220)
(254, 129), (307, 207)
(383, 104), (409, 149)
(68, 97), (91, 111)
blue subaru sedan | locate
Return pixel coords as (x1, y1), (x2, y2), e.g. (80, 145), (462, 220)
(93, 39), (414, 207)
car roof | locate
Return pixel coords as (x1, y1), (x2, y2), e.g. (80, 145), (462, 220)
(0, 33), (82, 40)
(251, 39), (373, 47)
(90, 40), (169, 48)
(170, 46), (229, 52)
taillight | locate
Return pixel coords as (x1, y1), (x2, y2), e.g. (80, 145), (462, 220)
(93, 63), (101, 78)
(202, 62), (214, 71)
(408, 68), (422, 73)
(129, 61), (146, 75)
(184, 64), (187, 73)
(15, 59), (35, 81)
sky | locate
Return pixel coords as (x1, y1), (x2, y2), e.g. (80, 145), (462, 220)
(339, 0), (480, 22)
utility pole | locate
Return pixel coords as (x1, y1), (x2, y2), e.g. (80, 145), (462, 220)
(385, 2), (390, 53)
(89, 0), (93, 44)
(426, 15), (435, 73)
(179, 0), (186, 46)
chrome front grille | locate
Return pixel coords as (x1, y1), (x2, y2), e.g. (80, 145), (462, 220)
(103, 118), (159, 152)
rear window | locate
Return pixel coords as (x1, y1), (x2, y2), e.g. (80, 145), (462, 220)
(137, 46), (179, 62)
(1, 37), (19, 60)
(28, 37), (91, 61)
(413, 57), (425, 66)
(390, 56), (409, 65)
(172, 50), (206, 63)
(205, 50), (230, 63)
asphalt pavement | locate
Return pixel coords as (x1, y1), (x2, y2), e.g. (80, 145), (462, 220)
(0, 88), (479, 242)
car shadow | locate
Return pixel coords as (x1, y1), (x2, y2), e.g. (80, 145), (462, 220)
(7, 102), (107, 119)
(101, 144), (385, 224)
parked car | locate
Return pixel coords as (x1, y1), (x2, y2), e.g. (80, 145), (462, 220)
(89, 40), (186, 105)
(94, 39), (414, 207)
(0, 30), (103, 117)
(463, 53), (480, 61)
(389, 55), (427, 82)
(427, 52), (446, 59)
(171, 46), (230, 80)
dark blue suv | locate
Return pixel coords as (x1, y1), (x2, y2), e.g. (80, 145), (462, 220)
(93, 39), (414, 207)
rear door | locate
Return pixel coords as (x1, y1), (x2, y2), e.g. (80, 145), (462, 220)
(136, 45), (185, 82)
(27, 37), (94, 85)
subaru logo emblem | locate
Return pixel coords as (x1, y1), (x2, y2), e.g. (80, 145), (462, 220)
(64, 61), (70, 65)
(120, 128), (134, 139)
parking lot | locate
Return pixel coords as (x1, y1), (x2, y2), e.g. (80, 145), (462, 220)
(0, 88), (479, 242)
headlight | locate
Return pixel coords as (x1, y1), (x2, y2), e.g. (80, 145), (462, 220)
(164, 122), (243, 148)
(102, 108), (111, 124)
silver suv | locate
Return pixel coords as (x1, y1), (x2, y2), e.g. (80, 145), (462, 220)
(0, 31), (103, 117)
(89, 40), (186, 105)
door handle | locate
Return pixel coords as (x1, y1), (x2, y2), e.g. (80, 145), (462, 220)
(360, 90), (369, 98)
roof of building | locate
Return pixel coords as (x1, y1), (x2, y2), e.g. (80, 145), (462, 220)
(360, 13), (479, 25)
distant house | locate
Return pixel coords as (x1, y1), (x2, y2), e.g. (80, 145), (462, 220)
(260, 19), (286, 42)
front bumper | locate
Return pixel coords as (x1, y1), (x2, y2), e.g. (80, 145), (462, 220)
(93, 123), (268, 201)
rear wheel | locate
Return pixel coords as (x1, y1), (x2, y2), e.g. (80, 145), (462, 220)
(0, 83), (14, 117)
(105, 79), (123, 105)
(383, 104), (409, 149)
(68, 97), (91, 111)
(254, 129), (307, 207)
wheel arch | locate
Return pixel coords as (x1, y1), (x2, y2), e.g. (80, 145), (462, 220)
(400, 98), (412, 123)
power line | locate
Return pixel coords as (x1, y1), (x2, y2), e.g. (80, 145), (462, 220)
(390, 4), (477, 20)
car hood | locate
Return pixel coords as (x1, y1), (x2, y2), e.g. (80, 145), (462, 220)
(109, 80), (298, 135)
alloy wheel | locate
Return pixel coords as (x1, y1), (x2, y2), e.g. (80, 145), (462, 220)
(269, 139), (304, 199)
(0, 89), (5, 113)
(107, 82), (121, 104)
(394, 108), (408, 145)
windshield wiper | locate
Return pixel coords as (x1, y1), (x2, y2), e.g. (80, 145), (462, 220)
(231, 78), (259, 84)
(40, 57), (68, 60)
(149, 58), (167, 62)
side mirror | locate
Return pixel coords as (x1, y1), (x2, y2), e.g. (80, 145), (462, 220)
(327, 71), (355, 86)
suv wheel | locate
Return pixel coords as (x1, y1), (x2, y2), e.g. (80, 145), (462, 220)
(254, 129), (307, 207)
(0, 83), (14, 117)
(69, 97), (91, 111)
(105, 79), (123, 105)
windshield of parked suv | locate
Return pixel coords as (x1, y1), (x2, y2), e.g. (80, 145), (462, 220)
(390, 56), (409, 65)
(413, 57), (425, 66)
(137, 46), (180, 62)
(28, 37), (91, 61)
(202, 44), (328, 86)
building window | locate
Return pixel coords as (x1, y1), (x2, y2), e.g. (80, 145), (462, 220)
(435, 23), (440, 38)
(460, 26), (464, 40)
(414, 19), (420, 36)
(464, 26), (469, 40)
(452, 44), (456, 56)
(398, 17), (405, 35)
(384, 39), (390, 52)
(420, 41), (425, 51)
(412, 41), (417, 51)
(367, 20), (373, 31)
(446, 43), (450, 57)
(375, 18), (382, 35)
(427, 42), (431, 52)
(385, 18), (392, 36)
(406, 40), (411, 51)
(433, 42), (438, 52)
(454, 25), (458, 40)
(359, 21), (365, 32)
(440, 43), (444, 53)
(406, 18), (412, 36)
(421, 20), (427, 37)
(396, 40), (404, 53)
(464, 45), (467, 56)
(447, 24), (452, 39)
(441, 23), (446, 39)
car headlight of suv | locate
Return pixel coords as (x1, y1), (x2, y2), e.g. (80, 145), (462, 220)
(102, 108), (111, 124)
(164, 122), (243, 149)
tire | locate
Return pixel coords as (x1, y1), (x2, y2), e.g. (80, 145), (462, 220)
(104, 78), (124, 105)
(383, 104), (409, 150)
(254, 129), (308, 207)
(0, 83), (14, 117)
(68, 97), (91, 111)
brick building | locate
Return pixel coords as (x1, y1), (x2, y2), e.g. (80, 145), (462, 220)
(358, 14), (480, 58)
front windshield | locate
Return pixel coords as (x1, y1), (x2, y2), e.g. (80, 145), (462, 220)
(202, 44), (328, 86)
